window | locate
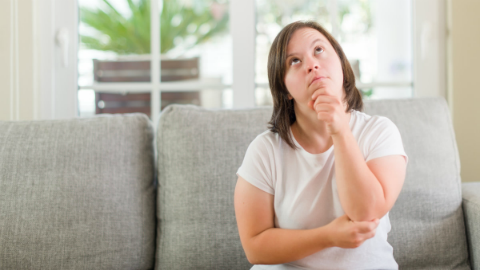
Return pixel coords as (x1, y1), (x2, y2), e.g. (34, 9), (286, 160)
(78, 0), (232, 122)
(255, 0), (413, 106)
(76, 0), (443, 121)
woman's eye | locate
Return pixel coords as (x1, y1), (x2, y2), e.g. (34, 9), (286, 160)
(315, 47), (324, 55)
(290, 58), (300, 66)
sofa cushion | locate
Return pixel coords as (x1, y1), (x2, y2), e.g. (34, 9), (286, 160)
(363, 97), (469, 269)
(0, 114), (156, 269)
(156, 97), (470, 269)
(156, 105), (272, 269)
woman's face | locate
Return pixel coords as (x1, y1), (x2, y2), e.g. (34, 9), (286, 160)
(284, 27), (344, 112)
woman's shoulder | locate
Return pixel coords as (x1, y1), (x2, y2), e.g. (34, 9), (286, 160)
(350, 110), (402, 145)
(351, 110), (397, 130)
(242, 130), (283, 168)
(249, 130), (283, 149)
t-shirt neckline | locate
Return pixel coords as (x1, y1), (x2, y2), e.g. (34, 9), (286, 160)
(289, 110), (356, 157)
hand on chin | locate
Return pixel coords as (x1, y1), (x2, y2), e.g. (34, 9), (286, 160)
(308, 87), (349, 136)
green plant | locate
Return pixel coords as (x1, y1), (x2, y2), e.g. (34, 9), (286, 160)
(257, 0), (372, 38)
(360, 88), (373, 98)
(80, 0), (229, 55)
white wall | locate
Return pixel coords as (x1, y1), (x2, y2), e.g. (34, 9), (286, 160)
(449, 0), (480, 182)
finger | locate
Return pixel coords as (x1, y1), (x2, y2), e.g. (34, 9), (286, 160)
(313, 98), (330, 113)
(311, 88), (327, 100)
(316, 112), (333, 122)
(356, 221), (378, 233)
(314, 103), (332, 113)
(313, 95), (337, 108)
(308, 99), (315, 111)
(309, 95), (331, 111)
(367, 229), (377, 239)
(369, 219), (380, 229)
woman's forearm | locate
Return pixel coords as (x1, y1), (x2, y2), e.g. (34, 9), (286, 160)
(332, 130), (386, 221)
(245, 226), (332, 265)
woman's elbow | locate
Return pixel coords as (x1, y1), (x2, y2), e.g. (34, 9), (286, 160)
(242, 240), (262, 264)
(347, 205), (389, 222)
(244, 247), (265, 265)
(348, 211), (377, 222)
(246, 254), (260, 265)
(242, 239), (273, 265)
(246, 253), (275, 265)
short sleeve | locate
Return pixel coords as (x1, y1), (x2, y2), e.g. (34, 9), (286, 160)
(364, 117), (408, 164)
(236, 135), (275, 195)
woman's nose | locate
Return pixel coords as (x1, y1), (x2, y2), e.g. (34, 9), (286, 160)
(306, 57), (320, 73)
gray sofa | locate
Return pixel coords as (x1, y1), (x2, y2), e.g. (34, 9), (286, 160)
(0, 97), (478, 269)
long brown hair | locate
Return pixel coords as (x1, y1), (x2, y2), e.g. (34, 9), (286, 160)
(267, 21), (363, 149)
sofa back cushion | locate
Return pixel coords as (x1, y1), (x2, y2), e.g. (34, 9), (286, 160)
(156, 97), (469, 269)
(156, 105), (272, 269)
(364, 98), (469, 269)
(0, 114), (156, 269)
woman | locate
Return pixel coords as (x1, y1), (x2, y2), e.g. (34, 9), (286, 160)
(234, 21), (408, 270)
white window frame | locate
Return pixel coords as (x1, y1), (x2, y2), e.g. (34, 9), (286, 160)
(41, 0), (446, 121)
(37, 0), (79, 120)
(413, 0), (447, 98)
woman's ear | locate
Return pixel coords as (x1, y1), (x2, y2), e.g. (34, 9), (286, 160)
(288, 94), (293, 100)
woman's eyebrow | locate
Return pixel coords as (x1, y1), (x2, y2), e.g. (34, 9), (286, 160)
(286, 38), (328, 58)
(311, 38), (328, 47)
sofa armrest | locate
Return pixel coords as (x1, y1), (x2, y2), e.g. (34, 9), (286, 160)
(462, 182), (480, 269)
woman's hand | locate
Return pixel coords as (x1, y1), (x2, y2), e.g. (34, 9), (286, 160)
(307, 89), (349, 135)
(325, 214), (379, 248)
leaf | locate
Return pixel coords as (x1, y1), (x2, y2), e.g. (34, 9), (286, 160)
(80, 0), (229, 55)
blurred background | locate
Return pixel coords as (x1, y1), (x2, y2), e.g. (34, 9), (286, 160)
(0, 0), (479, 183)
(76, 0), (414, 119)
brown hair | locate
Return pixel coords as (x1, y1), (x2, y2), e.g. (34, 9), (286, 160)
(267, 21), (363, 149)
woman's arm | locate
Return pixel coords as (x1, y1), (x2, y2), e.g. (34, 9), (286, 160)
(311, 91), (406, 222)
(332, 131), (406, 222)
(234, 176), (380, 265)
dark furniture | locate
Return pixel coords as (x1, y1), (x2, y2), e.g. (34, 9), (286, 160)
(93, 57), (201, 117)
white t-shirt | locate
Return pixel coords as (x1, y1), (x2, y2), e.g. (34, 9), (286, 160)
(236, 110), (408, 270)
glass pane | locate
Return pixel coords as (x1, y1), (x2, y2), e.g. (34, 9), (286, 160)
(254, 0), (413, 104)
(160, 0), (231, 109)
(161, 89), (231, 110)
(78, 90), (153, 118)
(339, 0), (412, 84)
(78, 0), (151, 87)
(256, 0), (330, 85)
(78, 0), (152, 117)
(255, 87), (273, 107)
(95, 91), (152, 115)
(78, 0), (232, 118)
(78, 88), (229, 119)
(360, 87), (413, 100)
(78, 89), (96, 117)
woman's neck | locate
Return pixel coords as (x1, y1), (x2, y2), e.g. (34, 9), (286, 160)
(291, 106), (351, 154)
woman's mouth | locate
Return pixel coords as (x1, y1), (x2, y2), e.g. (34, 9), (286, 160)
(310, 76), (326, 86)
